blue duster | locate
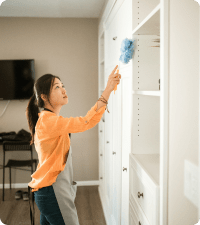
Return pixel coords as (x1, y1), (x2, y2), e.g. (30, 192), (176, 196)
(119, 38), (135, 64)
(114, 38), (135, 94)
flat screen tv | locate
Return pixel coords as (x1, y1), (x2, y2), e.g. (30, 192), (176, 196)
(0, 59), (35, 100)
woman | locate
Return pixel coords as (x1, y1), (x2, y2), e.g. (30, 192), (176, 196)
(26, 65), (121, 225)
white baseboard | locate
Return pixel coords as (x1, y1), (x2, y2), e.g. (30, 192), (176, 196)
(0, 180), (100, 189)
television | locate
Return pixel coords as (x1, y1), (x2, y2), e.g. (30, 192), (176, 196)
(0, 59), (35, 100)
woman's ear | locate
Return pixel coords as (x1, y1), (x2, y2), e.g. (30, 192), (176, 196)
(41, 94), (46, 102)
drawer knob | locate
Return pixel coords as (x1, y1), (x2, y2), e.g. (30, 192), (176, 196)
(100, 177), (103, 179)
(123, 167), (127, 171)
(100, 130), (102, 132)
(102, 119), (105, 122)
(113, 36), (117, 40)
(139, 222), (141, 225)
(100, 154), (103, 156)
(113, 151), (116, 155)
(137, 192), (143, 198)
(107, 141), (109, 143)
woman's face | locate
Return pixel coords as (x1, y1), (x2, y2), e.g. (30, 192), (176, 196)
(50, 78), (68, 106)
(41, 77), (68, 108)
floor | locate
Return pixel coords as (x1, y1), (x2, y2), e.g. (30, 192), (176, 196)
(0, 185), (107, 225)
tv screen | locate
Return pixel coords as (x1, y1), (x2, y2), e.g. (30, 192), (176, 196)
(0, 59), (35, 100)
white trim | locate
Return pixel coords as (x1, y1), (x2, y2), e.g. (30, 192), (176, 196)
(199, 4), (200, 221)
(98, 0), (117, 36)
(160, 0), (169, 224)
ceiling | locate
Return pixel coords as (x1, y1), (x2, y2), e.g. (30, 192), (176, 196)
(0, 0), (106, 18)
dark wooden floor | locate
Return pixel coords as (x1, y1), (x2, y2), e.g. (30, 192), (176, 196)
(0, 186), (106, 225)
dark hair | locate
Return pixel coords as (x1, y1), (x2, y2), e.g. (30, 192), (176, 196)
(25, 74), (71, 145)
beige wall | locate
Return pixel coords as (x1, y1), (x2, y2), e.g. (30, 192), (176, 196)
(169, 0), (199, 224)
(0, 18), (100, 185)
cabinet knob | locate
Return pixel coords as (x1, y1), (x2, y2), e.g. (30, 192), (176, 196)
(112, 151), (116, 155)
(100, 177), (103, 179)
(123, 167), (127, 171)
(102, 119), (105, 122)
(139, 222), (141, 225)
(106, 141), (109, 143)
(137, 192), (143, 198)
(100, 154), (103, 156)
(113, 36), (117, 40)
(100, 130), (102, 132)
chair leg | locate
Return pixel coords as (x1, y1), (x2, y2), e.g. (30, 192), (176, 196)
(9, 167), (11, 190)
(31, 162), (33, 174)
(3, 166), (5, 201)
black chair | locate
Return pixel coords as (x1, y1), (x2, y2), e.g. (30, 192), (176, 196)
(2, 141), (38, 201)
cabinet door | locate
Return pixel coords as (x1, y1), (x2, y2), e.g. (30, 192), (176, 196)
(120, 66), (132, 225)
(104, 83), (114, 214)
(115, 0), (132, 69)
(111, 71), (122, 225)
(99, 121), (105, 195)
(105, 12), (120, 69)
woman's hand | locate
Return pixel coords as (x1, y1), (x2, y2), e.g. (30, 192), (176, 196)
(106, 65), (121, 92)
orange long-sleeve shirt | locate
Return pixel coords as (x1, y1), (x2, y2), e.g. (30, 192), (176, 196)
(28, 102), (106, 192)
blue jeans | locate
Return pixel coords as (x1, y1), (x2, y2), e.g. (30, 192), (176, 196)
(34, 185), (65, 225)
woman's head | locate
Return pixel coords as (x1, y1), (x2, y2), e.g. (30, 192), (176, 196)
(26, 74), (68, 145)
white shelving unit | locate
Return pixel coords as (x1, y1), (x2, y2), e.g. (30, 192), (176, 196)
(99, 0), (200, 224)
(130, 0), (168, 224)
(98, 0), (169, 224)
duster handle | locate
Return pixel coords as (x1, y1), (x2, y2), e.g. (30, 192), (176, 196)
(114, 68), (119, 94)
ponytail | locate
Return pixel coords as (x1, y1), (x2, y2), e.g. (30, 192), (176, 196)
(26, 74), (62, 145)
(26, 93), (40, 146)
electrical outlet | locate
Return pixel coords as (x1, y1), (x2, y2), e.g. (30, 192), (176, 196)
(184, 159), (198, 207)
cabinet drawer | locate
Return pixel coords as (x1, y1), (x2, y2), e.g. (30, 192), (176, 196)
(129, 163), (159, 224)
(131, 166), (154, 222)
(130, 200), (150, 225)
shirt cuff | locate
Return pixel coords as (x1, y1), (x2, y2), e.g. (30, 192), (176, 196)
(85, 102), (106, 122)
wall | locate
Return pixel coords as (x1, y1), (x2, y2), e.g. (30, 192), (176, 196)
(0, 17), (100, 186)
(169, 0), (199, 224)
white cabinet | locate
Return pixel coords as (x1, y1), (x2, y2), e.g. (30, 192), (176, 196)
(99, 0), (200, 224)
(98, 0), (169, 224)
(99, 0), (132, 224)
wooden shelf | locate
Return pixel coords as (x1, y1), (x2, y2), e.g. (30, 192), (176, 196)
(132, 4), (160, 35)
